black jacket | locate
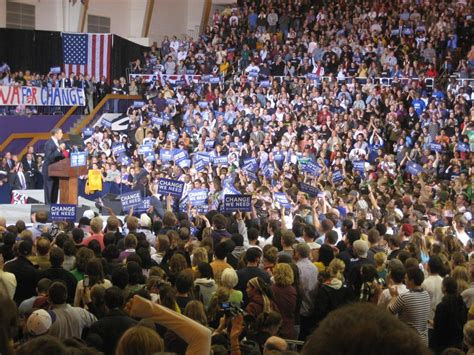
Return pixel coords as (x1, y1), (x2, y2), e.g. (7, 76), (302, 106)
(4, 256), (39, 304)
(312, 282), (355, 327)
(433, 295), (468, 352)
(39, 267), (78, 304)
(86, 309), (138, 355)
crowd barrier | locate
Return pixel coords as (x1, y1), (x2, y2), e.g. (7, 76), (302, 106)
(78, 180), (133, 201)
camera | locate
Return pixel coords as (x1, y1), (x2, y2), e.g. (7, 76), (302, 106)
(220, 302), (244, 317)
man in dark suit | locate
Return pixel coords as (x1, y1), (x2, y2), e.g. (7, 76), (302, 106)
(43, 128), (65, 204)
(22, 152), (38, 188)
(9, 162), (28, 190)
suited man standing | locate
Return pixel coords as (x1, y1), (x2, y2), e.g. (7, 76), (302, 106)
(9, 162), (28, 191)
(22, 152), (38, 188)
(43, 128), (65, 204)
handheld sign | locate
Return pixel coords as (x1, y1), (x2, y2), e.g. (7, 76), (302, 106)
(457, 142), (469, 152)
(332, 170), (343, 183)
(159, 149), (173, 163)
(70, 152), (88, 167)
(50, 204), (76, 221)
(406, 161), (424, 175)
(223, 194), (252, 212)
(157, 178), (185, 198)
(353, 161), (365, 173)
(301, 161), (322, 176)
(430, 143), (443, 152)
(299, 182), (320, 197)
(120, 191), (143, 210)
(274, 192), (291, 209)
(188, 189), (209, 207)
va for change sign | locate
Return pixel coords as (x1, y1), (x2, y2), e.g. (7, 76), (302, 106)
(50, 204), (77, 221)
(223, 194), (252, 212)
(157, 178), (185, 198)
(0, 86), (86, 106)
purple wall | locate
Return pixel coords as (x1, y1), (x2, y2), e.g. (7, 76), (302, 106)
(0, 114), (82, 155)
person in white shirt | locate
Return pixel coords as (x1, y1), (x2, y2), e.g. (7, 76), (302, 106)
(379, 264), (408, 307)
(421, 255), (444, 346)
(453, 214), (470, 246)
(0, 254), (17, 299)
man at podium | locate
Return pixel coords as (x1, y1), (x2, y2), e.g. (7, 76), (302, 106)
(43, 128), (66, 204)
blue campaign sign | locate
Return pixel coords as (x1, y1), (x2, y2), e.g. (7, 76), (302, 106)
(133, 101), (145, 108)
(144, 152), (156, 162)
(332, 170), (343, 183)
(134, 197), (151, 214)
(198, 101), (208, 108)
(353, 161), (365, 173)
(188, 188), (209, 206)
(83, 127), (94, 137)
(223, 194), (252, 212)
(112, 143), (126, 156)
(173, 149), (188, 164)
(306, 73), (318, 80)
(178, 159), (191, 169)
(195, 159), (207, 171)
(50, 204), (76, 221)
(245, 170), (258, 182)
(430, 143), (443, 152)
(301, 161), (322, 176)
(406, 161), (424, 175)
(151, 115), (164, 126)
(259, 80), (271, 88)
(118, 154), (131, 165)
(299, 182), (320, 197)
(70, 152), (88, 167)
(157, 178), (185, 197)
(138, 144), (153, 155)
(167, 131), (179, 141)
(194, 152), (211, 164)
(204, 139), (215, 149)
(262, 163), (274, 178)
(160, 149), (173, 163)
(273, 151), (284, 161)
(457, 142), (470, 152)
(274, 192), (291, 209)
(120, 191), (143, 210)
(243, 158), (257, 172)
(213, 155), (229, 166)
(209, 76), (220, 84)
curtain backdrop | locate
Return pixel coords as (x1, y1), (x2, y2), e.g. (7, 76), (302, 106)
(111, 35), (149, 80)
(0, 29), (63, 74)
(0, 29), (149, 79)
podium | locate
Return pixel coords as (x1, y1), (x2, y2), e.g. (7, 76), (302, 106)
(48, 158), (87, 205)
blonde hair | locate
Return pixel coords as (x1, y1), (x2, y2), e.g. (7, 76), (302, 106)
(90, 217), (103, 234)
(374, 252), (387, 267)
(221, 268), (238, 289)
(184, 300), (207, 326)
(192, 247), (208, 267)
(452, 266), (470, 293)
(273, 263), (294, 286)
(327, 258), (345, 281)
(116, 326), (163, 355)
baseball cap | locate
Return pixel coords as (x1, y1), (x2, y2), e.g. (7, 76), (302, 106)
(26, 309), (53, 336)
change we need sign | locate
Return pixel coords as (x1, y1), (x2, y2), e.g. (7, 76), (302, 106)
(158, 178), (185, 198)
(223, 194), (252, 212)
(188, 188), (209, 206)
(120, 191), (143, 211)
(50, 204), (77, 221)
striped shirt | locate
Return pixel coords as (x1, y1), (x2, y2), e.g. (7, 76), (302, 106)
(389, 289), (431, 344)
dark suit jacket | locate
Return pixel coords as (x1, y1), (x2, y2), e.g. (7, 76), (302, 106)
(42, 139), (63, 175)
(9, 173), (26, 190)
(4, 256), (39, 304)
(86, 309), (137, 355)
(39, 267), (78, 304)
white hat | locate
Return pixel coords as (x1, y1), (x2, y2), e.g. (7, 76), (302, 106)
(83, 210), (95, 219)
(140, 213), (152, 228)
(26, 309), (53, 336)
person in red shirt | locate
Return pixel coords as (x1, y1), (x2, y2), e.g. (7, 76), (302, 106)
(82, 217), (105, 251)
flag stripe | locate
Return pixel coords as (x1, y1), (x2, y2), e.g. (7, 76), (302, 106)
(62, 33), (111, 81)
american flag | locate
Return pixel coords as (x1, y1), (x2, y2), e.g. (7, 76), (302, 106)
(62, 33), (112, 81)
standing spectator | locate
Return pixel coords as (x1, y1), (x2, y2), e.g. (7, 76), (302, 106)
(389, 267), (431, 345)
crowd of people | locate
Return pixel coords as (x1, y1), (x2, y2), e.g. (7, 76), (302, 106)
(1, 0), (474, 354)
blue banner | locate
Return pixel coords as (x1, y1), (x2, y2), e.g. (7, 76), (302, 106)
(223, 194), (252, 212)
(188, 188), (209, 206)
(274, 192), (291, 209)
(301, 161), (322, 176)
(178, 159), (191, 169)
(194, 152), (211, 164)
(83, 127), (94, 137)
(173, 149), (188, 164)
(353, 161), (365, 173)
(160, 149), (173, 163)
(157, 178), (185, 197)
(120, 191), (143, 210)
(457, 142), (470, 152)
(213, 155), (229, 166)
(299, 182), (320, 197)
(243, 158), (258, 172)
(112, 143), (126, 156)
(138, 145), (154, 155)
(332, 170), (343, 183)
(430, 143), (443, 152)
(118, 154), (131, 165)
(204, 139), (215, 149)
(70, 152), (88, 167)
(50, 204), (77, 221)
(195, 159), (207, 171)
(406, 161), (424, 175)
